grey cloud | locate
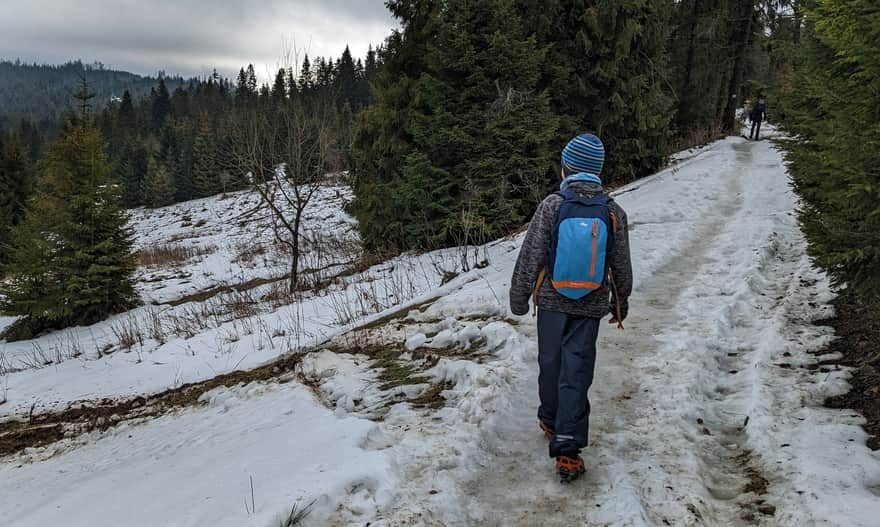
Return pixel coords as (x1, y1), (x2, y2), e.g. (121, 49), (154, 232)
(0, 0), (395, 79)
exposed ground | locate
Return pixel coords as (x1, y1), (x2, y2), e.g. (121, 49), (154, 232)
(821, 293), (880, 450)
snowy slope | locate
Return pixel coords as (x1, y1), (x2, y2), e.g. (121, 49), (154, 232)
(2, 130), (880, 526)
(128, 183), (357, 304)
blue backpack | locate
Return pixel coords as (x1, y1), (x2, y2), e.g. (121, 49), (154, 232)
(547, 189), (615, 299)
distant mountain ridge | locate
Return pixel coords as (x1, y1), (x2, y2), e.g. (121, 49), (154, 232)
(0, 59), (189, 129)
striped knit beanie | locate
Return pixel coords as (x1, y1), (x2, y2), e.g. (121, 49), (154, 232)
(561, 133), (605, 177)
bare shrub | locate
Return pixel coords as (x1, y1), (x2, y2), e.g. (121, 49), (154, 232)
(326, 265), (420, 326)
(262, 280), (297, 309)
(0, 353), (14, 375)
(233, 241), (270, 267)
(17, 332), (84, 370)
(297, 228), (362, 291)
(145, 306), (167, 344)
(0, 374), (7, 405)
(111, 314), (145, 352)
(137, 243), (216, 268)
(167, 304), (214, 339)
(222, 289), (261, 321)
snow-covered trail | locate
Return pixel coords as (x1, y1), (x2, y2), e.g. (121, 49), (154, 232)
(4, 133), (879, 527)
(372, 134), (880, 526)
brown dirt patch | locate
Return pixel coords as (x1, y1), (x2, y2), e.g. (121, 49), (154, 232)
(817, 292), (880, 450)
(166, 275), (285, 306)
(0, 352), (304, 458)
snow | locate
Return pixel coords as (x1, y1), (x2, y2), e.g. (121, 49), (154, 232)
(128, 183), (357, 304)
(3, 127), (880, 526)
(1, 383), (395, 527)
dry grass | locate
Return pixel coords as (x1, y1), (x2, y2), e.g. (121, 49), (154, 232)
(110, 314), (145, 352)
(670, 126), (725, 153)
(137, 243), (216, 268)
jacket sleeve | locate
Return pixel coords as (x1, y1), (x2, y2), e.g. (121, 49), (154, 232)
(609, 201), (633, 301)
(509, 196), (556, 316)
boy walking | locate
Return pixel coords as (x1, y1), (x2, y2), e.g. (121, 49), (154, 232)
(509, 133), (633, 482)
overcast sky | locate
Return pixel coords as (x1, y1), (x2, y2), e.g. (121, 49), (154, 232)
(1, 0), (396, 81)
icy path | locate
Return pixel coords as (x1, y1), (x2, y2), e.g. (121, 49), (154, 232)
(369, 135), (880, 526)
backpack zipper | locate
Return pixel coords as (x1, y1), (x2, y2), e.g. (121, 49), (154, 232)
(590, 220), (598, 277)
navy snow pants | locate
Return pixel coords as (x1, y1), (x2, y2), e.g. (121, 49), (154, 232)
(537, 309), (600, 458)
(750, 120), (762, 140)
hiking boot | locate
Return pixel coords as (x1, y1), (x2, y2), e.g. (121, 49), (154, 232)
(539, 421), (555, 440)
(556, 455), (585, 484)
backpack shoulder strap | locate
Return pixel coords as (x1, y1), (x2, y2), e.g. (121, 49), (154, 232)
(606, 196), (619, 232)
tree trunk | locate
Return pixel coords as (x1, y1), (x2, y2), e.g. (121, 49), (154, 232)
(722, 0), (755, 134)
(288, 206), (304, 294)
(677, 0), (700, 131)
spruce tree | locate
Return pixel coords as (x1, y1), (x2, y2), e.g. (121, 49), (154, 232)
(235, 67), (251, 104)
(337, 46), (358, 108)
(143, 155), (175, 208)
(1, 123), (138, 334)
(118, 89), (136, 129)
(192, 116), (218, 197)
(246, 64), (258, 96)
(0, 136), (32, 267)
(272, 68), (287, 102)
(151, 78), (171, 132)
(299, 55), (313, 94)
(351, 0), (444, 249)
(352, 0), (558, 250)
(776, 0), (880, 298)
(117, 139), (148, 207)
(516, 0), (673, 184)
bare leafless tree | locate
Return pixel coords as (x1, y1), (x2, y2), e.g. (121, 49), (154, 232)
(228, 95), (339, 293)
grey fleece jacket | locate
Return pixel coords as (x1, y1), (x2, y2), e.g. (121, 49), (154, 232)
(509, 180), (633, 318)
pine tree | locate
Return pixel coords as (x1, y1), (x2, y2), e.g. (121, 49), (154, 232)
(117, 139), (148, 207)
(668, 0), (734, 138)
(170, 85), (191, 117)
(0, 123), (138, 335)
(0, 136), (32, 267)
(118, 89), (136, 129)
(143, 155), (175, 208)
(352, 0), (558, 250)
(523, 0), (674, 185)
(337, 46), (358, 108)
(192, 116), (218, 197)
(236, 67), (251, 104)
(152, 78), (171, 132)
(365, 45), (379, 79)
(73, 75), (96, 117)
(287, 68), (297, 99)
(721, 0), (757, 134)
(776, 0), (880, 298)
(246, 64), (258, 96)
(299, 55), (313, 94)
(351, 0), (442, 249)
(272, 68), (287, 102)
(317, 57), (334, 91)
